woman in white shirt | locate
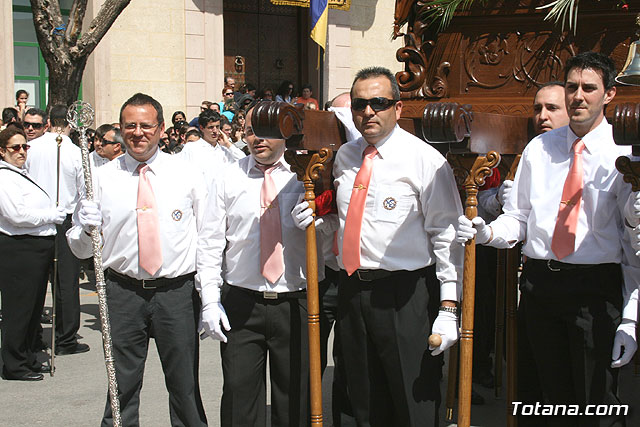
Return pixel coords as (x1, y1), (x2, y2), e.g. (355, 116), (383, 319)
(0, 123), (65, 381)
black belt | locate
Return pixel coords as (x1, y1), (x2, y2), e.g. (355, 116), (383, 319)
(106, 268), (195, 289)
(352, 269), (395, 282)
(529, 258), (614, 272)
(235, 286), (307, 300)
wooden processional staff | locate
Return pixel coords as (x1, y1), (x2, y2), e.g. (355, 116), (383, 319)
(67, 102), (123, 427)
(251, 101), (343, 426)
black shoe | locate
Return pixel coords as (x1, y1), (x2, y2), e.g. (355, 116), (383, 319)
(471, 389), (485, 405)
(3, 371), (44, 381)
(472, 369), (495, 389)
(55, 342), (90, 355)
(31, 364), (51, 374)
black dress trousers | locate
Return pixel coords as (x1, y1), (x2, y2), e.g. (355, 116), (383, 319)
(518, 259), (625, 427)
(53, 215), (82, 350)
(101, 273), (207, 427)
(0, 233), (54, 377)
(338, 266), (444, 427)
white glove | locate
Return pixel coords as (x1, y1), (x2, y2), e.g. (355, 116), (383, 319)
(624, 191), (640, 227)
(455, 215), (492, 244)
(497, 180), (513, 206)
(291, 200), (328, 231)
(46, 206), (67, 225)
(630, 224), (640, 257)
(199, 302), (231, 342)
(77, 199), (101, 231)
(429, 311), (459, 356)
(611, 319), (637, 368)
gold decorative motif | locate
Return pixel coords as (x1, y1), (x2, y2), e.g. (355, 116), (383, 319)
(270, 0), (350, 10)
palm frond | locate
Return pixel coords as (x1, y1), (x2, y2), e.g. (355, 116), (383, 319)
(536, 0), (579, 33)
(422, 0), (481, 32)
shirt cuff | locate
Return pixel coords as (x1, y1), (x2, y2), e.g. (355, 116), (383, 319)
(199, 281), (222, 306)
(439, 280), (459, 303)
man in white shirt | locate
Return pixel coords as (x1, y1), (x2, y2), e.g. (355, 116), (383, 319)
(197, 104), (321, 426)
(331, 67), (464, 426)
(458, 51), (640, 427)
(91, 125), (125, 168)
(22, 108), (49, 141)
(26, 104), (88, 356)
(180, 109), (245, 188)
(67, 93), (208, 426)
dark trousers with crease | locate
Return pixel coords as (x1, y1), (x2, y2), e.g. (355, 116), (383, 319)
(220, 284), (309, 427)
(53, 215), (81, 349)
(0, 233), (54, 377)
(338, 266), (443, 427)
(101, 273), (207, 427)
(517, 259), (625, 427)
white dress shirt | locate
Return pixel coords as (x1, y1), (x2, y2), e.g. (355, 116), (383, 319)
(488, 119), (640, 321)
(179, 138), (245, 188)
(66, 149), (207, 279)
(25, 132), (84, 214)
(90, 150), (111, 169)
(0, 160), (56, 236)
(196, 155), (324, 305)
(333, 125), (464, 302)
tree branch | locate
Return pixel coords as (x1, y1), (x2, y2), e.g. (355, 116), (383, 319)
(66, 0), (88, 44)
(30, 0), (66, 61)
(74, 0), (131, 58)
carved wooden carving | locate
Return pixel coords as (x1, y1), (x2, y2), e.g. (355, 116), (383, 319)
(394, 1), (640, 116)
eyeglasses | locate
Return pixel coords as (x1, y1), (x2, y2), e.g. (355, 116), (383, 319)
(5, 144), (30, 152)
(352, 97), (398, 112)
(102, 139), (119, 145)
(23, 121), (44, 129)
(123, 123), (159, 132)
(224, 92), (234, 96)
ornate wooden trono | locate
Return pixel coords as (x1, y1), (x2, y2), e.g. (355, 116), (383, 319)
(394, 0), (640, 117)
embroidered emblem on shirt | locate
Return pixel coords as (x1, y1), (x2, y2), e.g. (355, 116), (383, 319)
(171, 209), (183, 221)
(383, 197), (397, 210)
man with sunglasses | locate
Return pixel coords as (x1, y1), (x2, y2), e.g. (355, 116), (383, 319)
(23, 108), (49, 141)
(328, 67), (464, 425)
(26, 105), (88, 357)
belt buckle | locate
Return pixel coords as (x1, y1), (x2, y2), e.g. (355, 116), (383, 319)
(142, 279), (157, 289)
(547, 259), (561, 272)
(263, 291), (278, 300)
(356, 270), (372, 282)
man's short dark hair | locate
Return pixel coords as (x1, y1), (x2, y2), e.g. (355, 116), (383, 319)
(96, 123), (116, 140)
(198, 110), (221, 128)
(119, 93), (164, 125)
(351, 66), (401, 100)
(24, 107), (47, 123)
(49, 104), (68, 128)
(302, 84), (313, 92)
(564, 52), (617, 90)
(536, 81), (565, 94)
(2, 107), (18, 124)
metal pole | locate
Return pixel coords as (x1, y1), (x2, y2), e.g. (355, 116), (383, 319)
(67, 101), (122, 427)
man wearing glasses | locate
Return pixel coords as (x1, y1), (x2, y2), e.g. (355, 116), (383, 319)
(330, 66), (464, 425)
(23, 108), (49, 141)
(67, 93), (208, 426)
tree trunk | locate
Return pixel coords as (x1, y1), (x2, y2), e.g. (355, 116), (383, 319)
(29, 0), (131, 110)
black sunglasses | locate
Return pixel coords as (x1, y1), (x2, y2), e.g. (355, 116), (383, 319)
(5, 144), (30, 152)
(23, 121), (44, 129)
(352, 97), (398, 112)
(102, 139), (119, 145)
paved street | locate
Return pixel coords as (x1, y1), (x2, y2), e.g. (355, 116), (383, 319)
(1, 276), (640, 426)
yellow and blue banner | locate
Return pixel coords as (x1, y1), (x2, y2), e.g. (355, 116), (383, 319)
(310, 0), (328, 50)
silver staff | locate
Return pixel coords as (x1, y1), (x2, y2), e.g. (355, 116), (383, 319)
(68, 101), (122, 427)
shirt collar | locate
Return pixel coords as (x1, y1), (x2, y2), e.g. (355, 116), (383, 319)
(248, 153), (291, 175)
(0, 159), (26, 173)
(123, 147), (162, 174)
(357, 125), (398, 160)
(566, 118), (610, 155)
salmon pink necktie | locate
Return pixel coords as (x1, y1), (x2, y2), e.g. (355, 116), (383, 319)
(137, 163), (163, 275)
(551, 138), (585, 260)
(342, 145), (377, 275)
(258, 164), (284, 283)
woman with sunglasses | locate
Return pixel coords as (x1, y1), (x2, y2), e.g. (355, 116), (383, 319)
(0, 123), (66, 381)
